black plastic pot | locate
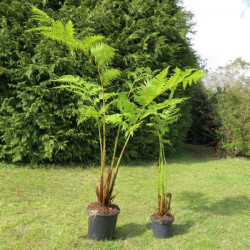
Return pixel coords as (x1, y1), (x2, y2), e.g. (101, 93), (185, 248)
(88, 209), (120, 241)
(151, 216), (174, 239)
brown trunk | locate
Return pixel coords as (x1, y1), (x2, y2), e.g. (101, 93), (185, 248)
(99, 175), (104, 204)
(95, 186), (100, 202)
(103, 169), (112, 205)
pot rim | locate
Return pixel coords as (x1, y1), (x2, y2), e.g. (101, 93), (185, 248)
(150, 215), (175, 224)
(87, 208), (120, 217)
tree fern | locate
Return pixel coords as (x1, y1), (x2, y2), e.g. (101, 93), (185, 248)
(30, 6), (205, 207)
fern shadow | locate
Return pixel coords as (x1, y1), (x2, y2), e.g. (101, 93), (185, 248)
(168, 144), (219, 164)
(179, 191), (250, 216)
(115, 222), (151, 240)
(172, 220), (195, 236)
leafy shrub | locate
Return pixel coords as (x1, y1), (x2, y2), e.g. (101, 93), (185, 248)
(206, 58), (250, 156)
(216, 86), (250, 156)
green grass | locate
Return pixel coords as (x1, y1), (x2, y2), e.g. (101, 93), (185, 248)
(0, 145), (249, 249)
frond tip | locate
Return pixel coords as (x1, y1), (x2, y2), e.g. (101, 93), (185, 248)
(30, 6), (103, 54)
(31, 5), (52, 24)
(90, 43), (116, 69)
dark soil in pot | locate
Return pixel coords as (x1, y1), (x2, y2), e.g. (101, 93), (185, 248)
(150, 213), (174, 239)
(87, 202), (120, 241)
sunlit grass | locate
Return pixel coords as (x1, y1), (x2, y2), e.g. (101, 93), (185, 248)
(0, 145), (249, 249)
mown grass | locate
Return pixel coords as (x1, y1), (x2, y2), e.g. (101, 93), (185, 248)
(0, 145), (249, 249)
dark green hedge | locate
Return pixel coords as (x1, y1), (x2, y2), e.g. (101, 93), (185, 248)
(0, 0), (198, 163)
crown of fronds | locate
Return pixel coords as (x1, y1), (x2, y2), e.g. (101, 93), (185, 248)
(31, 5), (114, 69)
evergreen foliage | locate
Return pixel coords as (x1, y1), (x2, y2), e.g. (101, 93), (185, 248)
(0, 1), (99, 162)
(0, 0), (199, 163)
(187, 84), (216, 145)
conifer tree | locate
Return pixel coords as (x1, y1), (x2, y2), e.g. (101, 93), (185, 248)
(0, 0), (200, 162)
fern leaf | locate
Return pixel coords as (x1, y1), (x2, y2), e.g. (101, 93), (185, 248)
(125, 121), (143, 137)
(54, 84), (85, 95)
(80, 36), (104, 53)
(77, 105), (101, 124)
(141, 98), (185, 120)
(117, 93), (139, 125)
(134, 67), (169, 106)
(31, 6), (52, 24)
(102, 69), (121, 86)
(90, 43), (116, 70)
(106, 114), (123, 127)
(65, 20), (74, 38)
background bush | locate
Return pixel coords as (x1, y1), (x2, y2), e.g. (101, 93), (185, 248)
(216, 85), (250, 156)
(0, 0), (198, 163)
(205, 58), (250, 156)
(187, 83), (217, 145)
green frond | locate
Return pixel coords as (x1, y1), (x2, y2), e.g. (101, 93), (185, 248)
(134, 67), (169, 106)
(54, 84), (85, 95)
(90, 43), (116, 70)
(30, 25), (79, 51)
(169, 85), (177, 99)
(80, 36), (104, 53)
(53, 75), (101, 99)
(65, 20), (74, 38)
(141, 98), (185, 120)
(104, 92), (118, 101)
(182, 69), (207, 89)
(102, 69), (121, 86)
(77, 105), (101, 125)
(126, 121), (143, 137)
(31, 6), (52, 24)
(167, 68), (206, 92)
(148, 67), (205, 100)
(152, 67), (170, 85)
(31, 7), (85, 52)
(160, 107), (181, 125)
(165, 68), (185, 90)
(134, 79), (159, 107)
(105, 93), (119, 111)
(84, 106), (101, 120)
(106, 114), (123, 127)
(117, 93), (139, 125)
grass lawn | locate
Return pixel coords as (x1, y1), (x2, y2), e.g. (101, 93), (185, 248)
(0, 145), (249, 249)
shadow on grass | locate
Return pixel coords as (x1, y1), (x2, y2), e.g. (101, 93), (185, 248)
(80, 221), (192, 240)
(179, 191), (250, 215)
(167, 144), (219, 164)
(173, 220), (195, 236)
(115, 222), (151, 239)
(122, 144), (220, 168)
